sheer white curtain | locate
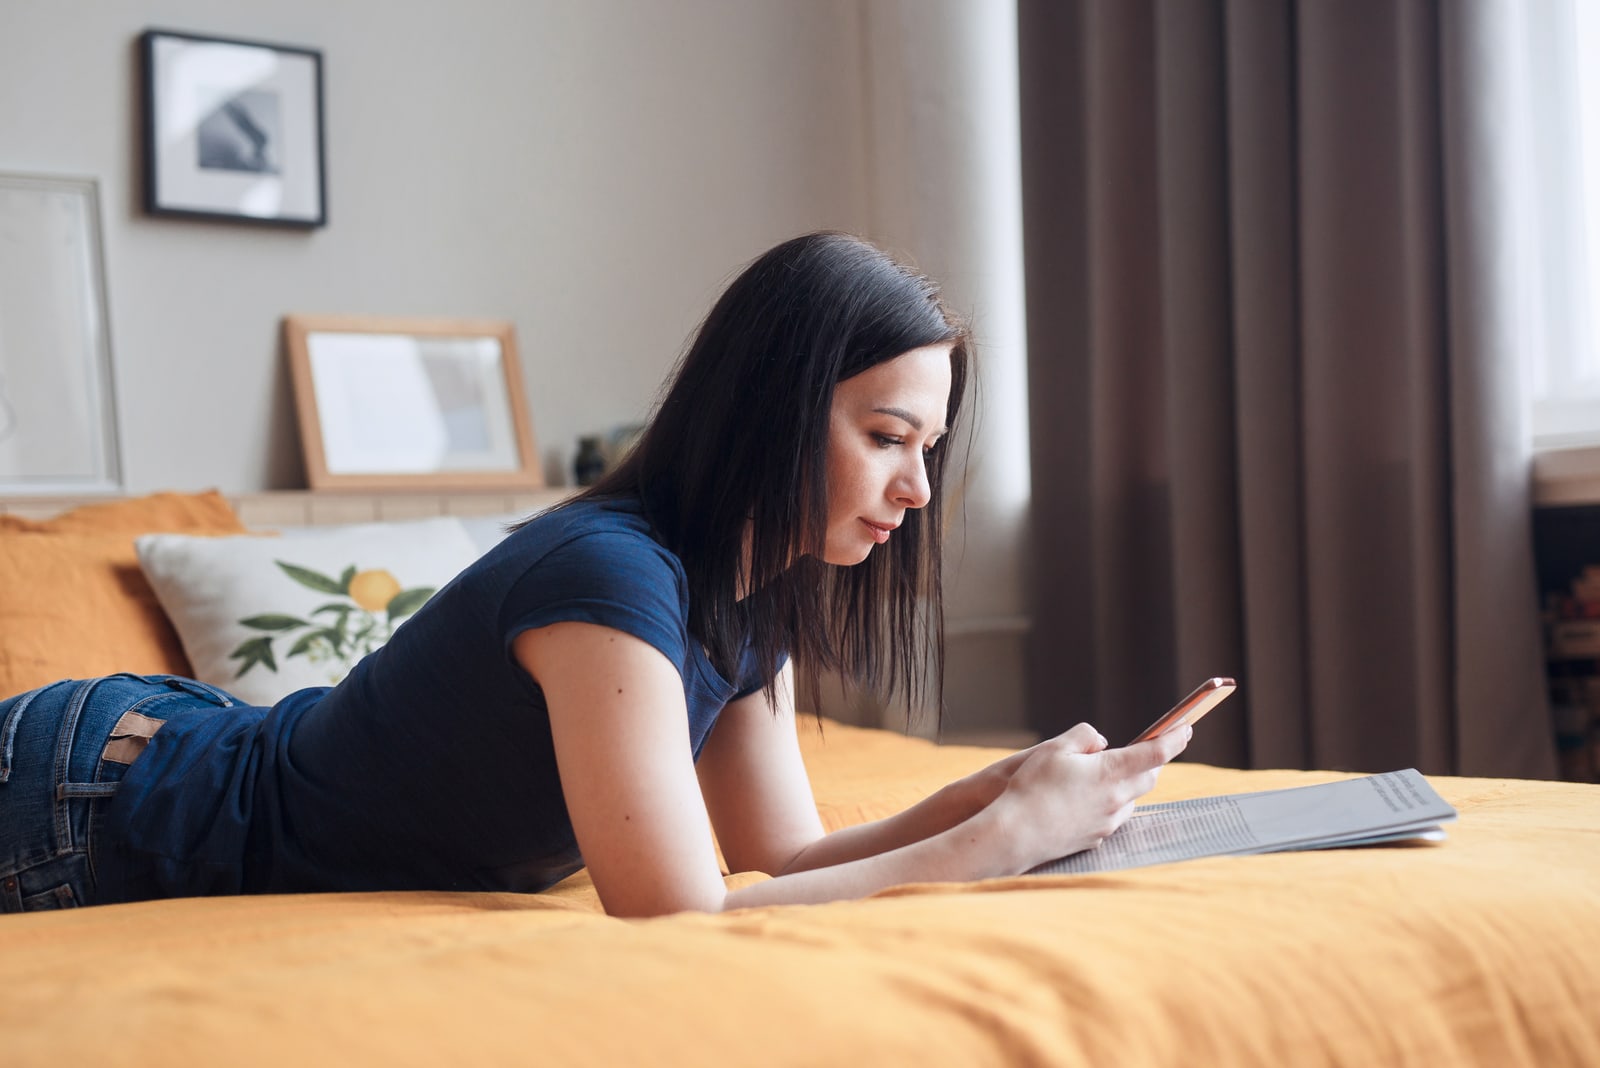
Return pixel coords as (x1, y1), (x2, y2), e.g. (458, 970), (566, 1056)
(1516, 0), (1600, 447)
(807, 2), (1034, 740)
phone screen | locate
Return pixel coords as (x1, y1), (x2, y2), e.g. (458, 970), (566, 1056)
(1129, 677), (1236, 744)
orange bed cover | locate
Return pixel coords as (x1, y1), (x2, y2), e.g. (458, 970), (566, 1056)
(2, 719), (1596, 1067)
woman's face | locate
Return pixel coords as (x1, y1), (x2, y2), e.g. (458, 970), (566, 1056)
(821, 343), (954, 565)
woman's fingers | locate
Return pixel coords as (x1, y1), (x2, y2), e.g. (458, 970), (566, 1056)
(1050, 719), (1191, 764)
(997, 722), (1193, 866)
(1053, 722), (1108, 754)
(1114, 724), (1192, 769)
(1102, 725), (1191, 805)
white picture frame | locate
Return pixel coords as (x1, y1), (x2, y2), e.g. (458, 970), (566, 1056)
(0, 173), (123, 495)
(140, 28), (327, 228)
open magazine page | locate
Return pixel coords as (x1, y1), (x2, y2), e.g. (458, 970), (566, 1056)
(1029, 769), (1458, 876)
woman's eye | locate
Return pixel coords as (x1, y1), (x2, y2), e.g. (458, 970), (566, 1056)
(873, 433), (903, 448)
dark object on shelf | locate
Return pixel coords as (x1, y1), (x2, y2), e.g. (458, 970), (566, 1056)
(574, 436), (607, 487)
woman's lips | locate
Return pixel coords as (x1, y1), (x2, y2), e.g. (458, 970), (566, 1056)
(860, 519), (896, 544)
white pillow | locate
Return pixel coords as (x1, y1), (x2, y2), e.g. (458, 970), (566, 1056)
(136, 516), (481, 706)
(273, 510), (526, 555)
(453, 511), (527, 554)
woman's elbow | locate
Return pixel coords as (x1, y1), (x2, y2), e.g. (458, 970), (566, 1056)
(598, 885), (730, 919)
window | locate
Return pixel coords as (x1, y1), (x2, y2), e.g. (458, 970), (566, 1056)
(1526, 0), (1600, 449)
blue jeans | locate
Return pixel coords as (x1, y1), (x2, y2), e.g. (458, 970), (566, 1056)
(0, 674), (236, 913)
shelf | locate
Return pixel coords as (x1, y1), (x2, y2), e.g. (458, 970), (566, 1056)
(1534, 444), (1600, 506)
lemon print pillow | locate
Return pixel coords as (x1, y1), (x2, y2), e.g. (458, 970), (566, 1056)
(136, 517), (482, 706)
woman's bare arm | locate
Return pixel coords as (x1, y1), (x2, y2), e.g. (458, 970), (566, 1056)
(696, 663), (1066, 877)
(516, 621), (1188, 918)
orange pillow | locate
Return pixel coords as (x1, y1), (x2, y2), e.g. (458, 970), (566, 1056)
(0, 491), (248, 699)
(0, 489), (244, 535)
(0, 533), (196, 696)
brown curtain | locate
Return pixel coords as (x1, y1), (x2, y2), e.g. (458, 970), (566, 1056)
(1018, 0), (1557, 778)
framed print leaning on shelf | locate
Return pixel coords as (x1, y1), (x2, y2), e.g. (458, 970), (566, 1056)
(284, 315), (543, 492)
(140, 28), (326, 227)
(0, 173), (123, 494)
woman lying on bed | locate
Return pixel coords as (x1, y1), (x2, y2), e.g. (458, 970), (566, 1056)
(0, 232), (1189, 917)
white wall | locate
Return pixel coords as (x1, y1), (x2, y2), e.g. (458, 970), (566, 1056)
(0, 0), (870, 491)
(1, 0), (1033, 734)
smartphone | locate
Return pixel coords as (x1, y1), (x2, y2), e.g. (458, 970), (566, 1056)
(1129, 677), (1236, 744)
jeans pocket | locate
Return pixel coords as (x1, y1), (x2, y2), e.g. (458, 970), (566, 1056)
(21, 882), (77, 910)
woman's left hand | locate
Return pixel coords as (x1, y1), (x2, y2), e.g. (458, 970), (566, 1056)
(944, 724), (1111, 820)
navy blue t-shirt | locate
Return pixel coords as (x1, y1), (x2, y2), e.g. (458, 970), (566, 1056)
(101, 496), (767, 901)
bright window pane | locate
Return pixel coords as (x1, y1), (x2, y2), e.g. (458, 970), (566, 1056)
(1534, 0), (1600, 446)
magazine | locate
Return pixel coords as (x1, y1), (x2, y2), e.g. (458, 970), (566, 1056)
(1029, 769), (1457, 876)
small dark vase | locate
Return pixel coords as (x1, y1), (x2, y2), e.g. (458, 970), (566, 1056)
(573, 436), (607, 486)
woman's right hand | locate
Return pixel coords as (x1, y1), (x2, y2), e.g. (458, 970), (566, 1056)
(992, 722), (1191, 871)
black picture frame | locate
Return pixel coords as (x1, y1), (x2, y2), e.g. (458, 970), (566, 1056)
(140, 29), (327, 228)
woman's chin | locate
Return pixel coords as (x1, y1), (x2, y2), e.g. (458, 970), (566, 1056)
(822, 543), (875, 567)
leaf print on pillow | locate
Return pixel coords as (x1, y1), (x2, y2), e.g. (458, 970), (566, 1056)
(227, 558), (437, 682)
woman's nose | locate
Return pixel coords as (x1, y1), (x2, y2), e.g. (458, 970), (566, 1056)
(893, 454), (931, 509)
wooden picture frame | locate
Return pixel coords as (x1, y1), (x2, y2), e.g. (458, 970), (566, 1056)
(284, 315), (543, 492)
(141, 29), (327, 228)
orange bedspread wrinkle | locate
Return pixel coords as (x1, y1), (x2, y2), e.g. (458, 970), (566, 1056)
(2, 719), (1596, 1067)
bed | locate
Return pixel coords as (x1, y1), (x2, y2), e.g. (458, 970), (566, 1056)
(2, 490), (1597, 1066)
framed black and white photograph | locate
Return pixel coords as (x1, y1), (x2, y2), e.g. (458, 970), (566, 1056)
(0, 173), (123, 494)
(140, 29), (326, 228)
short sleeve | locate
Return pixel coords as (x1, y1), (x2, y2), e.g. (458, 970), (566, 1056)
(728, 643), (786, 701)
(498, 527), (691, 679)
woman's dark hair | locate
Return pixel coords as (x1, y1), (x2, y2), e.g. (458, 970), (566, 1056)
(562, 231), (969, 717)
